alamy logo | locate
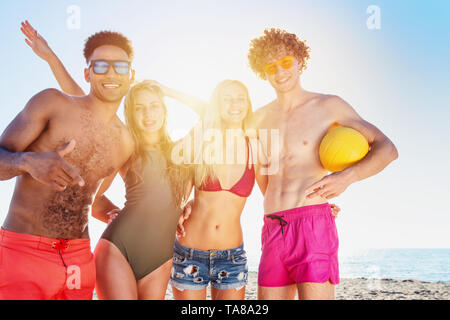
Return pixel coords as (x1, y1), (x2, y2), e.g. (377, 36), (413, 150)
(66, 265), (81, 290)
(367, 5), (381, 30)
(170, 126), (280, 175)
(67, 5), (81, 30)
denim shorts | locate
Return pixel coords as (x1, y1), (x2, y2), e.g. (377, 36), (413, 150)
(169, 240), (248, 291)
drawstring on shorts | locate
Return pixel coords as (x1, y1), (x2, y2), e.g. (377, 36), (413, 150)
(52, 238), (70, 294)
(266, 215), (288, 236)
(52, 238), (69, 268)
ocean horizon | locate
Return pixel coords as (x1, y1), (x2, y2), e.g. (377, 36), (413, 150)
(247, 248), (450, 284)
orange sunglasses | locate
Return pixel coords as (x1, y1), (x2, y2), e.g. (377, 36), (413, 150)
(262, 56), (294, 75)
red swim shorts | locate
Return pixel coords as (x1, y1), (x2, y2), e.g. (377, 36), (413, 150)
(0, 228), (95, 300)
(258, 203), (339, 287)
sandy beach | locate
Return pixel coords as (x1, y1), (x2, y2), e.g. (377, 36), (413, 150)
(162, 272), (450, 300)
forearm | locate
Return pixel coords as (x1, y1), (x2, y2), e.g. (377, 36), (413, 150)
(0, 148), (32, 180)
(255, 165), (268, 196)
(164, 87), (208, 116)
(345, 138), (398, 184)
(46, 53), (85, 96)
(92, 194), (119, 223)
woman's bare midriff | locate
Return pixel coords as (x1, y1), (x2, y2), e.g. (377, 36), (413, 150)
(178, 190), (246, 251)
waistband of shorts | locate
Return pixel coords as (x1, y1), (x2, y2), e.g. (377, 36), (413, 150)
(174, 239), (244, 259)
(0, 227), (91, 252)
(264, 203), (331, 223)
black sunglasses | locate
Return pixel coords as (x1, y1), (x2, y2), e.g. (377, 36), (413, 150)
(89, 60), (131, 75)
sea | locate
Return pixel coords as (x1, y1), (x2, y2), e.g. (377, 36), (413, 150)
(247, 249), (450, 283)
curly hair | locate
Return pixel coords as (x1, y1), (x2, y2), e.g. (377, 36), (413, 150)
(83, 31), (134, 63)
(248, 28), (310, 80)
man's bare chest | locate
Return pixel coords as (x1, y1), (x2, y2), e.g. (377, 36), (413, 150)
(260, 107), (331, 161)
(31, 112), (124, 181)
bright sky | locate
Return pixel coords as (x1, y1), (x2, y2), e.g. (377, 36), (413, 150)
(0, 0), (449, 264)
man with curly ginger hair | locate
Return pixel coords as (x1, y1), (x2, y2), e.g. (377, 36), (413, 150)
(248, 28), (398, 300)
(0, 30), (135, 299)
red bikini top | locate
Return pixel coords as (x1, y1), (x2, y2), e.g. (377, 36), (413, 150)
(199, 137), (255, 197)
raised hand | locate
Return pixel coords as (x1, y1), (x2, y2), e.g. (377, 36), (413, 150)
(20, 20), (54, 62)
(24, 139), (85, 191)
(142, 80), (169, 95)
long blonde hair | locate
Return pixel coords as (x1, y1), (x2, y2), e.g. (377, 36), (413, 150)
(124, 81), (191, 208)
(193, 80), (253, 188)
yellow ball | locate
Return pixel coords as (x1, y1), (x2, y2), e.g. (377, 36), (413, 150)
(319, 127), (369, 172)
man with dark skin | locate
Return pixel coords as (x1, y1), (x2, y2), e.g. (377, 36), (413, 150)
(0, 31), (135, 299)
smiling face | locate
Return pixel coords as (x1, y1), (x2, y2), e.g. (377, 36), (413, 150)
(218, 82), (249, 126)
(133, 89), (166, 134)
(264, 48), (302, 93)
(84, 45), (135, 103)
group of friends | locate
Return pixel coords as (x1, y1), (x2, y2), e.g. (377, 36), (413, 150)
(0, 21), (398, 300)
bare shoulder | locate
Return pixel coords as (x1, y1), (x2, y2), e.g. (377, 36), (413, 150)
(317, 94), (352, 111)
(303, 93), (354, 119)
(34, 88), (68, 100)
(254, 100), (276, 117)
(250, 100), (277, 128)
(0, 89), (77, 151)
(317, 94), (370, 129)
(26, 88), (73, 114)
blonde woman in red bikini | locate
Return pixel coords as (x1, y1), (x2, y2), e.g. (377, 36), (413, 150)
(153, 80), (341, 300)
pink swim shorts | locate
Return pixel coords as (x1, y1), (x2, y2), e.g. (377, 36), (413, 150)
(258, 203), (339, 287)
